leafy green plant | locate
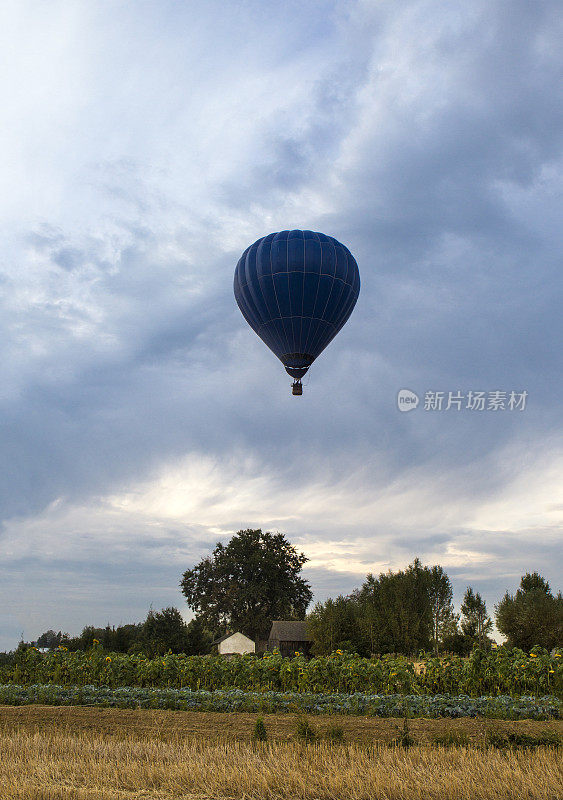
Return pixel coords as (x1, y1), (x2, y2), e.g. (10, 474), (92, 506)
(432, 731), (470, 747)
(296, 718), (317, 742)
(1, 646), (561, 698)
(486, 729), (561, 749)
(251, 716), (267, 741)
(0, 684), (559, 718)
(393, 714), (416, 749)
(325, 724), (344, 742)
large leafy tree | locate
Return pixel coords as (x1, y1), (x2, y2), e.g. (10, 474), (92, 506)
(71, 623), (143, 653)
(36, 630), (62, 649)
(180, 529), (313, 641)
(426, 565), (455, 656)
(495, 572), (563, 651)
(184, 617), (215, 656)
(356, 558), (433, 655)
(461, 587), (493, 649)
(440, 614), (472, 656)
(141, 607), (190, 656)
(307, 560), (453, 657)
(307, 595), (362, 655)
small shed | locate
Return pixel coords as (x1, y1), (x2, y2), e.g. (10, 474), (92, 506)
(214, 632), (255, 656)
(268, 620), (311, 658)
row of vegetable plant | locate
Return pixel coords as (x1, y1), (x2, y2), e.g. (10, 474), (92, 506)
(2, 645), (560, 698)
(0, 684), (559, 718)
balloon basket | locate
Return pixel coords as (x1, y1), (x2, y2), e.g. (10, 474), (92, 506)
(292, 381), (303, 396)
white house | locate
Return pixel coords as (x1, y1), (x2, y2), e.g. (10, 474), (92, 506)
(214, 632), (255, 655)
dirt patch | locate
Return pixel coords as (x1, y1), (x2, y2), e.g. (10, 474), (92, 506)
(1, 704), (561, 745)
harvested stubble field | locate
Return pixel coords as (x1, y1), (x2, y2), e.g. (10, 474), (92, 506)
(2, 705), (563, 745)
(0, 706), (562, 800)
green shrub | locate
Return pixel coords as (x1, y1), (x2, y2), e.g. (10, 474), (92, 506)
(486, 729), (561, 749)
(325, 724), (344, 742)
(251, 716), (267, 741)
(391, 713), (415, 748)
(432, 731), (470, 747)
(296, 718), (317, 742)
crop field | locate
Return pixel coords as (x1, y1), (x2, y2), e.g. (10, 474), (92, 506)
(0, 706), (561, 800)
(4, 646), (562, 697)
(2, 704), (562, 745)
(1, 684), (560, 718)
(3, 647), (560, 797)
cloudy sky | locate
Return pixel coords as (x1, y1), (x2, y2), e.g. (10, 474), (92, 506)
(1, 0), (561, 649)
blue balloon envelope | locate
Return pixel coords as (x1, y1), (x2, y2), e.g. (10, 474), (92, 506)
(234, 230), (360, 390)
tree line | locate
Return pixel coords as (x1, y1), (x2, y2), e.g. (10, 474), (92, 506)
(14, 529), (563, 658)
(27, 607), (213, 658)
(309, 563), (512, 656)
(180, 529), (561, 655)
(308, 560), (492, 657)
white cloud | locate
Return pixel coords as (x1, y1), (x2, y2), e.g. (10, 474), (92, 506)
(3, 435), (560, 572)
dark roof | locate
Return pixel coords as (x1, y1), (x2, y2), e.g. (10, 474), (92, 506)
(268, 620), (311, 642)
(211, 633), (232, 645)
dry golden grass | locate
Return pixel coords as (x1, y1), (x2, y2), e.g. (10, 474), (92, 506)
(0, 707), (561, 800)
(0, 729), (562, 800)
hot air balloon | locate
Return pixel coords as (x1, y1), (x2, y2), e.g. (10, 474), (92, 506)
(234, 230), (360, 394)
